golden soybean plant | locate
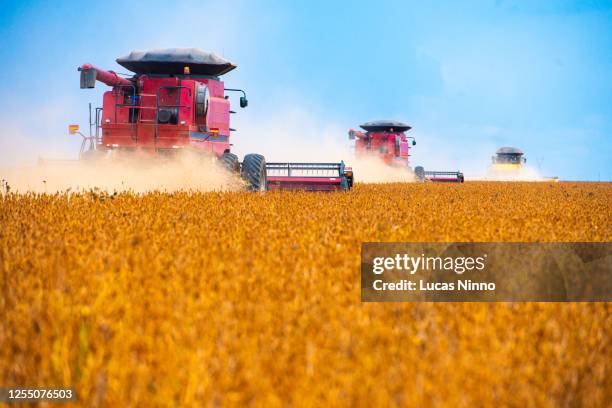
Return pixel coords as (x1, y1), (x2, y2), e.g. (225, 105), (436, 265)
(0, 182), (610, 407)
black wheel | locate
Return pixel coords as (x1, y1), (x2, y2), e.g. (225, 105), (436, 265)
(241, 153), (267, 191)
(221, 152), (240, 173)
(414, 166), (425, 182)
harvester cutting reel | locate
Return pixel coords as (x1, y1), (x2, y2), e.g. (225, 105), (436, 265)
(414, 166), (464, 183)
(221, 152), (354, 192)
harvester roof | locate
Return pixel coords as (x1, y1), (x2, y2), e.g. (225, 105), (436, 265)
(360, 120), (412, 132)
(496, 146), (524, 155)
(116, 48), (236, 76)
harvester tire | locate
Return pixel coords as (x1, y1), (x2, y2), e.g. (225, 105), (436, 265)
(221, 152), (240, 173)
(415, 166), (425, 182)
(241, 153), (267, 191)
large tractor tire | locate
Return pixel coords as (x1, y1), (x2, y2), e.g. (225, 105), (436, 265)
(221, 152), (240, 173)
(414, 166), (425, 182)
(241, 153), (267, 191)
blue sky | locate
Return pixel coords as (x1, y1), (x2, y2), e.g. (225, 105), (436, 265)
(0, 0), (610, 180)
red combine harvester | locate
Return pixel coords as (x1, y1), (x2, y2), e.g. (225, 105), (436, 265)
(76, 48), (353, 191)
(348, 120), (464, 182)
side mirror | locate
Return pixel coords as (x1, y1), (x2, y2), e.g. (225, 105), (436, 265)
(412, 140), (416, 146)
(80, 68), (96, 89)
(348, 130), (356, 140)
(523, 158), (527, 163)
(225, 88), (249, 108)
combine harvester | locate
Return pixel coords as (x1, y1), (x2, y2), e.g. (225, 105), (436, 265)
(70, 48), (353, 191)
(348, 120), (464, 182)
(489, 146), (558, 181)
(490, 146), (527, 172)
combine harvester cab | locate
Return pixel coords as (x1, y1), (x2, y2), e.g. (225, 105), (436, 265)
(488, 146), (527, 180)
(348, 120), (464, 182)
(491, 147), (526, 171)
(74, 48), (353, 191)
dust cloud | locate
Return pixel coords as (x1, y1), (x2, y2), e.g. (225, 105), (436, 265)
(0, 106), (555, 192)
(472, 165), (551, 181)
(348, 156), (416, 183)
(232, 109), (416, 183)
(0, 151), (244, 194)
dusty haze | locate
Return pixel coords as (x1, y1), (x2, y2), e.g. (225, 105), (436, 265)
(1, 104), (555, 191)
(0, 107), (419, 193)
(1, 151), (244, 194)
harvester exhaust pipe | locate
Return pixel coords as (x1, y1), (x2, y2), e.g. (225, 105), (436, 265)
(78, 64), (132, 89)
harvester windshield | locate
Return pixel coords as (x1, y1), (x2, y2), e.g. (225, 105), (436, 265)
(495, 155), (523, 164)
(493, 147), (525, 164)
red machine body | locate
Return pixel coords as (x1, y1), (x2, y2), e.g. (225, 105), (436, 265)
(81, 65), (232, 156)
(349, 129), (415, 168)
(348, 120), (464, 182)
(76, 48), (353, 191)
